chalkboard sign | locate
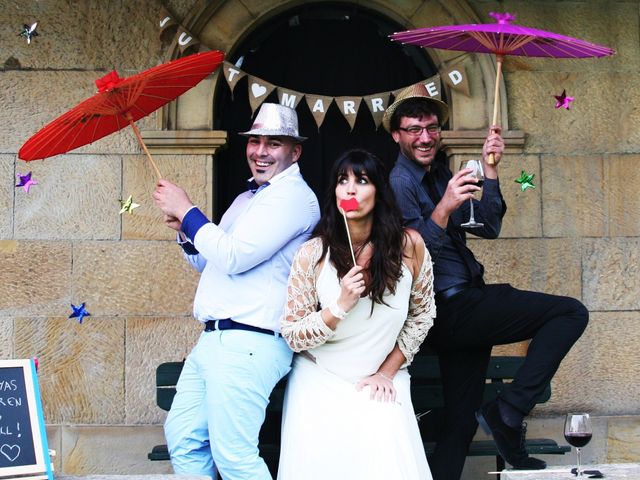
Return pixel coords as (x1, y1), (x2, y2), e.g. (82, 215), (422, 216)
(0, 359), (52, 480)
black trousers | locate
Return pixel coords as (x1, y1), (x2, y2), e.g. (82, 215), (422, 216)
(425, 283), (588, 480)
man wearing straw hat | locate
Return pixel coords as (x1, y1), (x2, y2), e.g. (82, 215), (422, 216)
(385, 84), (588, 480)
(153, 103), (320, 480)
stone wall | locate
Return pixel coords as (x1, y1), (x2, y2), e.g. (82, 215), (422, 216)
(1, 0), (638, 476)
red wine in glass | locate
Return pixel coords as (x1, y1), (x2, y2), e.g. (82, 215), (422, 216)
(564, 413), (592, 477)
(565, 432), (592, 448)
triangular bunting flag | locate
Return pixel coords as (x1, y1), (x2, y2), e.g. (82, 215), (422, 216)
(421, 76), (442, 99)
(277, 88), (304, 109)
(176, 26), (199, 53)
(248, 76), (276, 115)
(158, 7), (177, 38)
(336, 96), (362, 131)
(363, 92), (391, 129)
(304, 94), (333, 130)
(223, 61), (246, 99)
(443, 64), (470, 96)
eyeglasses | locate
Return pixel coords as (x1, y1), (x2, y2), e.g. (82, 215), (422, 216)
(397, 125), (441, 136)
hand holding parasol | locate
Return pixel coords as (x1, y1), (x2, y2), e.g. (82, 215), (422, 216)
(390, 12), (615, 164)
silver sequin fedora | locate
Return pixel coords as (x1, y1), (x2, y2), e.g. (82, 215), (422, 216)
(239, 103), (307, 142)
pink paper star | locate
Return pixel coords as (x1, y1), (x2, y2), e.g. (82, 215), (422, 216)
(554, 89), (574, 110)
(16, 171), (38, 193)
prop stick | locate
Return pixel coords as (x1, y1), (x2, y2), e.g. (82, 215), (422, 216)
(488, 54), (503, 166)
(339, 198), (359, 266)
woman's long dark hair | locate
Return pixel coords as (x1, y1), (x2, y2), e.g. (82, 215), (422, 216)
(313, 149), (405, 306)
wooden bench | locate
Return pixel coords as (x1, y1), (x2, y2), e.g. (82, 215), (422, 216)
(148, 356), (569, 474)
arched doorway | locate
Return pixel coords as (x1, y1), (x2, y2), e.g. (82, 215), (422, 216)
(212, 2), (441, 219)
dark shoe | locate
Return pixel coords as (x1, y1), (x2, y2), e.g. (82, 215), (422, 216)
(476, 400), (547, 470)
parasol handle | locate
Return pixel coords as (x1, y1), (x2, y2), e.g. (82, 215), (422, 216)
(488, 55), (504, 166)
(126, 114), (163, 180)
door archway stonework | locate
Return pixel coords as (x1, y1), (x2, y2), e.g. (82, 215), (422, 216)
(142, 0), (525, 158)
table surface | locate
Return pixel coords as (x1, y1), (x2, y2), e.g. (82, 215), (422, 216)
(500, 463), (640, 479)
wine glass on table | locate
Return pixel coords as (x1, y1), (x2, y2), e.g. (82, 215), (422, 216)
(459, 159), (485, 228)
(564, 413), (592, 477)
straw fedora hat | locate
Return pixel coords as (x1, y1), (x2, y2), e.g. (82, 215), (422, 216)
(382, 83), (449, 132)
(240, 103), (307, 142)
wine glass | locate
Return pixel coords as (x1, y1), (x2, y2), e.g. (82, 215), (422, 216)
(459, 159), (485, 228)
(564, 413), (592, 477)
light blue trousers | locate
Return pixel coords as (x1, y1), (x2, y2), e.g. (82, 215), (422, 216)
(164, 329), (292, 480)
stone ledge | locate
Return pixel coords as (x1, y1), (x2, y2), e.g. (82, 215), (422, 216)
(140, 130), (227, 154)
(441, 130), (526, 156)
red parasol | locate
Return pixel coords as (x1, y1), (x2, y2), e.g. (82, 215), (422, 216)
(390, 12), (615, 163)
(19, 50), (225, 178)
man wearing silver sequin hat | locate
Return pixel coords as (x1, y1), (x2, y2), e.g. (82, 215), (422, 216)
(153, 103), (320, 480)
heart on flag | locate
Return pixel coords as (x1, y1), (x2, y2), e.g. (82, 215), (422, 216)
(251, 83), (267, 98)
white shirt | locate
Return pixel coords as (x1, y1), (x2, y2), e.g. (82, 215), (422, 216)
(180, 163), (320, 332)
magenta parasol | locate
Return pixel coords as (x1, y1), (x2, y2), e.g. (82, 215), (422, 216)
(391, 12), (615, 163)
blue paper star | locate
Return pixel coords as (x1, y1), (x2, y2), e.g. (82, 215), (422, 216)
(69, 303), (91, 324)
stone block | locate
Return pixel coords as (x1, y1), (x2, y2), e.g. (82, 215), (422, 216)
(507, 72), (640, 155)
(14, 316), (125, 424)
(60, 426), (173, 474)
(0, 317), (13, 359)
(607, 417), (640, 463)
(122, 155), (209, 240)
(72, 241), (199, 316)
(583, 238), (640, 311)
(47, 425), (62, 473)
(499, 154), (542, 238)
(491, 342), (528, 357)
(542, 155), (605, 238)
(14, 155), (121, 240)
(0, 155), (13, 239)
(199, 1), (253, 51)
(539, 312), (640, 415)
(0, 241), (72, 317)
(176, 76), (216, 130)
(0, 71), (156, 155)
(606, 154), (640, 237)
(469, 237), (582, 299)
(163, 1), (195, 21)
(0, 2), (164, 70)
(125, 316), (202, 424)
(372, 0), (424, 24)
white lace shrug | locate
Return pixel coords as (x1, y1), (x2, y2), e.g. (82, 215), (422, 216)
(280, 237), (436, 365)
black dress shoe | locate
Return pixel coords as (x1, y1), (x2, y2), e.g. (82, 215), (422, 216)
(476, 400), (547, 470)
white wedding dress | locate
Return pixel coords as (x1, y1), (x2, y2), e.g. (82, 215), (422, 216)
(278, 238), (435, 480)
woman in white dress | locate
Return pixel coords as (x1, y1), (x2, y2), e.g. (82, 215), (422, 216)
(278, 149), (436, 480)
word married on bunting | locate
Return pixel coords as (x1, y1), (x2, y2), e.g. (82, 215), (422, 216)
(223, 61), (469, 130)
(157, 6), (470, 130)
